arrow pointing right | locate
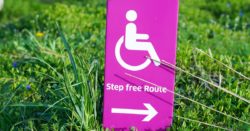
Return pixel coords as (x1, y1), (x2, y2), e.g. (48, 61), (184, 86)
(111, 103), (158, 122)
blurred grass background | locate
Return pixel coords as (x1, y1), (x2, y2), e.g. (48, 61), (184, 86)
(0, 0), (249, 130)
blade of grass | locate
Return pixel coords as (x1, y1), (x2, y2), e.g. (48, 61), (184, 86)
(63, 68), (83, 121)
(9, 103), (69, 111)
(41, 96), (68, 115)
(125, 73), (250, 126)
(56, 23), (79, 83)
(10, 118), (45, 130)
(174, 115), (232, 131)
(0, 84), (22, 113)
(29, 57), (63, 79)
(195, 48), (250, 81)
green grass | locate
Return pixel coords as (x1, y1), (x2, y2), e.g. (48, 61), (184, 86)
(0, 0), (249, 130)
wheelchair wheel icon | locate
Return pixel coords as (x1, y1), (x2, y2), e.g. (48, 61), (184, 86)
(115, 36), (151, 71)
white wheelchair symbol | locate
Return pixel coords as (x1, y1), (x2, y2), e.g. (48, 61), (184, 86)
(115, 10), (161, 71)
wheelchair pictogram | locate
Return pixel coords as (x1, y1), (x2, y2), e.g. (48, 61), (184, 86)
(115, 10), (161, 71)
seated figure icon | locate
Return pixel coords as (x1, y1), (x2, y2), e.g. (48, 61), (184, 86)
(115, 10), (161, 71)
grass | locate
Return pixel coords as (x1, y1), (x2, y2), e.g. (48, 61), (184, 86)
(0, 0), (249, 130)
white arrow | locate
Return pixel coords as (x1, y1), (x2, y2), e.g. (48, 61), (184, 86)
(111, 103), (158, 122)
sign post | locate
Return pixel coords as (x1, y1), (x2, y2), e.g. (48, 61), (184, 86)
(104, 0), (179, 130)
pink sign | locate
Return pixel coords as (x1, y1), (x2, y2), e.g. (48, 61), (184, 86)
(103, 0), (179, 130)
